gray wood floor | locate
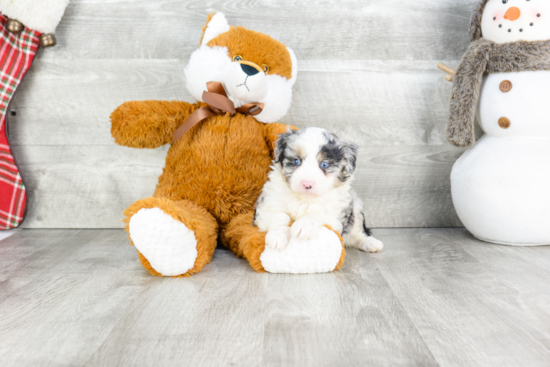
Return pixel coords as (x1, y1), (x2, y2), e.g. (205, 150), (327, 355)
(1, 229), (549, 366)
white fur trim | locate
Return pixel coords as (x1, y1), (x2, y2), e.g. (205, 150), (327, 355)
(201, 12), (230, 46)
(0, 0), (70, 34)
(129, 208), (198, 276)
(260, 226), (343, 274)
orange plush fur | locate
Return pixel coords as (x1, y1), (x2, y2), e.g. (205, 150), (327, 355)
(207, 28), (293, 79)
(111, 14), (344, 276)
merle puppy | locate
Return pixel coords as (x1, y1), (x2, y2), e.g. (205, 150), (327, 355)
(254, 127), (383, 252)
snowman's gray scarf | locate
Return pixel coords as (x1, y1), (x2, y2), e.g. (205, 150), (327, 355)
(447, 38), (550, 147)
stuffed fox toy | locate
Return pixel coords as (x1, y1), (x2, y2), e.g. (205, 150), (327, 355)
(111, 13), (346, 276)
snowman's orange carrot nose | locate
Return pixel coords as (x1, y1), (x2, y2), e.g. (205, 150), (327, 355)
(504, 7), (521, 21)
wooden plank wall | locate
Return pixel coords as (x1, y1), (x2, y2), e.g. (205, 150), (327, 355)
(9, 0), (479, 228)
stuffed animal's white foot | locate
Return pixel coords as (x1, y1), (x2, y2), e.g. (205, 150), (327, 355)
(357, 236), (384, 253)
(129, 208), (198, 276)
(260, 226), (343, 274)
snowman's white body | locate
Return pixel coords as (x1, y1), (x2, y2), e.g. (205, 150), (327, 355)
(451, 71), (550, 245)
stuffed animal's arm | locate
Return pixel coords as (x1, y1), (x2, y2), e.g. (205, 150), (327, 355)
(110, 100), (199, 148)
(262, 122), (299, 158)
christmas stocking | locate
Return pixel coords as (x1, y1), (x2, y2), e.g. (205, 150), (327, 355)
(0, 0), (70, 229)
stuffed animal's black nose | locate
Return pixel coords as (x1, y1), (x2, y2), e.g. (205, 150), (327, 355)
(240, 63), (260, 76)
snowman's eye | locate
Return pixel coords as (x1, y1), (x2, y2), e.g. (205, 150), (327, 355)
(233, 55), (243, 62)
(502, 0), (508, 3)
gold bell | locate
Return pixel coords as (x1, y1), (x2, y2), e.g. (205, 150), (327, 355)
(40, 34), (57, 48)
(6, 19), (24, 34)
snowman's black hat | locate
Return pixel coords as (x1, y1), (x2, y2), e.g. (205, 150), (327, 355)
(469, 0), (489, 42)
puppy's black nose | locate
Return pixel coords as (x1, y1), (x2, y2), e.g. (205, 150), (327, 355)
(240, 63), (260, 76)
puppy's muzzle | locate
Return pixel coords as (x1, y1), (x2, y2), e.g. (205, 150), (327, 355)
(301, 181), (314, 190)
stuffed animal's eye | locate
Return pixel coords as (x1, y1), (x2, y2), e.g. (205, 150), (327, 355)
(233, 55), (243, 62)
(262, 64), (269, 73)
(320, 161), (329, 169)
(293, 159), (301, 166)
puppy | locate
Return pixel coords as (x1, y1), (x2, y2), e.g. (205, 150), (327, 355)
(254, 127), (384, 252)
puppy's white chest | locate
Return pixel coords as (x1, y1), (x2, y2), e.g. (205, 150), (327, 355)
(287, 201), (326, 221)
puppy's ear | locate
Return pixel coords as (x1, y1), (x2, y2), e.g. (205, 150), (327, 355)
(274, 128), (297, 165)
(339, 140), (358, 182)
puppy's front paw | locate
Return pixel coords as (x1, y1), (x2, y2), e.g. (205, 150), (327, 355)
(266, 226), (291, 250)
(357, 236), (384, 253)
(290, 217), (321, 240)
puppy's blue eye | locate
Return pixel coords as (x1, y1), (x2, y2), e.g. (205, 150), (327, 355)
(320, 161), (329, 169)
(293, 159), (301, 166)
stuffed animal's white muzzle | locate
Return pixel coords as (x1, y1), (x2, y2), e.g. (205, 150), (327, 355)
(224, 62), (268, 102)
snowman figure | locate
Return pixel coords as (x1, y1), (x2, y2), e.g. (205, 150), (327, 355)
(443, 0), (550, 245)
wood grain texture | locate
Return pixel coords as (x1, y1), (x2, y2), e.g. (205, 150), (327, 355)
(0, 230), (150, 366)
(87, 249), (268, 367)
(40, 0), (478, 61)
(376, 229), (550, 367)
(9, 60), (457, 147)
(6, 0), (477, 228)
(12, 145), (168, 228)
(2, 229), (550, 366)
(12, 145), (463, 228)
(0, 229), (81, 302)
(262, 249), (439, 367)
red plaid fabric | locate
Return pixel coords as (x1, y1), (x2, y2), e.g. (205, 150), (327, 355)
(0, 14), (40, 229)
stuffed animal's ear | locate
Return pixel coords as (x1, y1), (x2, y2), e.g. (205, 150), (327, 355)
(339, 140), (358, 182)
(200, 12), (231, 46)
(286, 47), (298, 86)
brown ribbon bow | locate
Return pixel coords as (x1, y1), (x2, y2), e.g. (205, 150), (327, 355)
(173, 81), (264, 142)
